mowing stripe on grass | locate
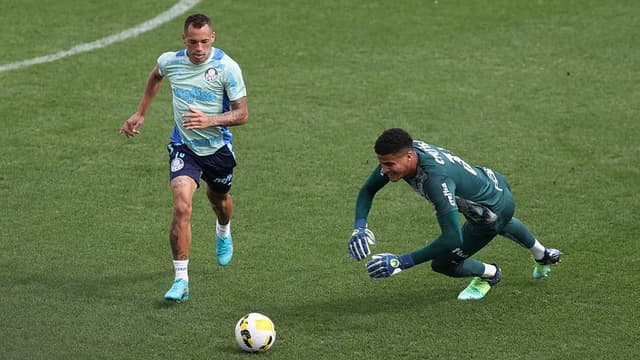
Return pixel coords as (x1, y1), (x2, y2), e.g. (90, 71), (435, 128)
(0, 0), (201, 73)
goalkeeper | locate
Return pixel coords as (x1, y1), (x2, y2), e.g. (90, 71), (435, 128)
(348, 128), (561, 300)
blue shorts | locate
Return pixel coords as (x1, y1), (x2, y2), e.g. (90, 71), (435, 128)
(167, 143), (236, 193)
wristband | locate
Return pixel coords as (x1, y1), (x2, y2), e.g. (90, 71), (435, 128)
(354, 218), (367, 228)
(398, 254), (416, 270)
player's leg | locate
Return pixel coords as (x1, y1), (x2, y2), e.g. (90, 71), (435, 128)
(200, 144), (237, 266)
(428, 221), (501, 300)
(493, 171), (561, 278)
(164, 175), (197, 301)
(430, 256), (489, 278)
(170, 175), (198, 260)
(453, 222), (502, 300)
(206, 188), (234, 266)
(430, 222), (496, 278)
(207, 187), (233, 225)
(164, 144), (201, 302)
(500, 217), (561, 278)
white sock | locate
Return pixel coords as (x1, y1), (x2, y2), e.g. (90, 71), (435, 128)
(529, 239), (546, 261)
(173, 260), (189, 282)
(482, 263), (497, 278)
(216, 220), (231, 237)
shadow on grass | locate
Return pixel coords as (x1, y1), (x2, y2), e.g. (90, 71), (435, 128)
(153, 298), (189, 309)
(275, 282), (457, 318)
(9, 267), (170, 303)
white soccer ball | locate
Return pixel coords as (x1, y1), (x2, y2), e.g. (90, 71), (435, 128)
(234, 312), (277, 353)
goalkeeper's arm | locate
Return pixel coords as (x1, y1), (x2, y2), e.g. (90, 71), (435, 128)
(409, 210), (464, 264)
(354, 166), (389, 222)
(368, 212), (463, 278)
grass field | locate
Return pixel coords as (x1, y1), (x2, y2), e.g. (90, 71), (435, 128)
(1, 0), (639, 358)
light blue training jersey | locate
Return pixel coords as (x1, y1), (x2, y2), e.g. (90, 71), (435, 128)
(157, 48), (247, 156)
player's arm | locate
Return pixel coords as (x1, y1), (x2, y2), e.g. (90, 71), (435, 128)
(407, 176), (463, 264)
(409, 210), (463, 264)
(217, 60), (249, 126)
(120, 66), (164, 137)
(182, 97), (248, 129)
(348, 166), (388, 260)
(137, 66), (164, 116)
(354, 165), (388, 227)
(366, 208), (463, 279)
(214, 96), (248, 126)
(366, 178), (463, 278)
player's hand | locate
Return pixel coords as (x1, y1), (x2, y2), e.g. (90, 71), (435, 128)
(366, 253), (404, 279)
(120, 113), (145, 138)
(182, 107), (213, 129)
(348, 227), (376, 260)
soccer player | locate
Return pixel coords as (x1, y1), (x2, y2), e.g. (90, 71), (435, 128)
(120, 14), (248, 302)
(348, 128), (561, 300)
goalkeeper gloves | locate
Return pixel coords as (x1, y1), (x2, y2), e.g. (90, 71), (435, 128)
(348, 220), (376, 260)
(366, 253), (415, 279)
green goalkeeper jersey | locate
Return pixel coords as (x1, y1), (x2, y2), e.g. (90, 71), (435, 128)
(355, 140), (507, 263)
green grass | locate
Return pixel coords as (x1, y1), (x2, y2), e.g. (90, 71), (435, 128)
(1, 0), (639, 358)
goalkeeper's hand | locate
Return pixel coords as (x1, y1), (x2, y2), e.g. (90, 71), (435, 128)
(366, 253), (414, 279)
(348, 227), (376, 261)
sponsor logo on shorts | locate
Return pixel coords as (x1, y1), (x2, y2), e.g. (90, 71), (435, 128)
(212, 174), (233, 185)
(451, 248), (469, 263)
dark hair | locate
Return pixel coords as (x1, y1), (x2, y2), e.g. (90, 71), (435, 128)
(374, 128), (413, 155)
(184, 14), (212, 32)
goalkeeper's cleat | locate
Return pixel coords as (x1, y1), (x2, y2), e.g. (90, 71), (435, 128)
(457, 278), (491, 300)
(216, 234), (233, 266)
(457, 264), (501, 300)
(532, 248), (560, 279)
(486, 263), (502, 287)
(532, 263), (551, 279)
(535, 248), (561, 265)
(164, 279), (189, 302)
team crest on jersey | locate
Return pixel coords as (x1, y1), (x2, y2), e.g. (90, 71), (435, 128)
(171, 158), (184, 172)
(204, 67), (218, 82)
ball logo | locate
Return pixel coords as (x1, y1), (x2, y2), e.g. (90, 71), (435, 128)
(170, 158), (184, 172)
(238, 316), (253, 348)
(204, 67), (218, 82)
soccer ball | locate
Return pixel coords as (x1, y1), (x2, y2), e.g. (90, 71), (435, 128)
(234, 312), (276, 353)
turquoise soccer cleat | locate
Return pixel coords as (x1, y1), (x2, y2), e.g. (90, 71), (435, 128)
(164, 279), (189, 302)
(457, 264), (501, 300)
(216, 234), (233, 266)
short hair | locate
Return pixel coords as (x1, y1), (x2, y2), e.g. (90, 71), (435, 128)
(374, 128), (413, 155)
(184, 13), (212, 32)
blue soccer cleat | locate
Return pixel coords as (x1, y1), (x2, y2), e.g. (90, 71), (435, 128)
(216, 234), (233, 266)
(164, 279), (189, 302)
(486, 263), (502, 287)
(536, 248), (561, 265)
(457, 264), (501, 300)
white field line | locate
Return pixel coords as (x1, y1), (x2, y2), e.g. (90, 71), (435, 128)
(0, 0), (201, 73)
